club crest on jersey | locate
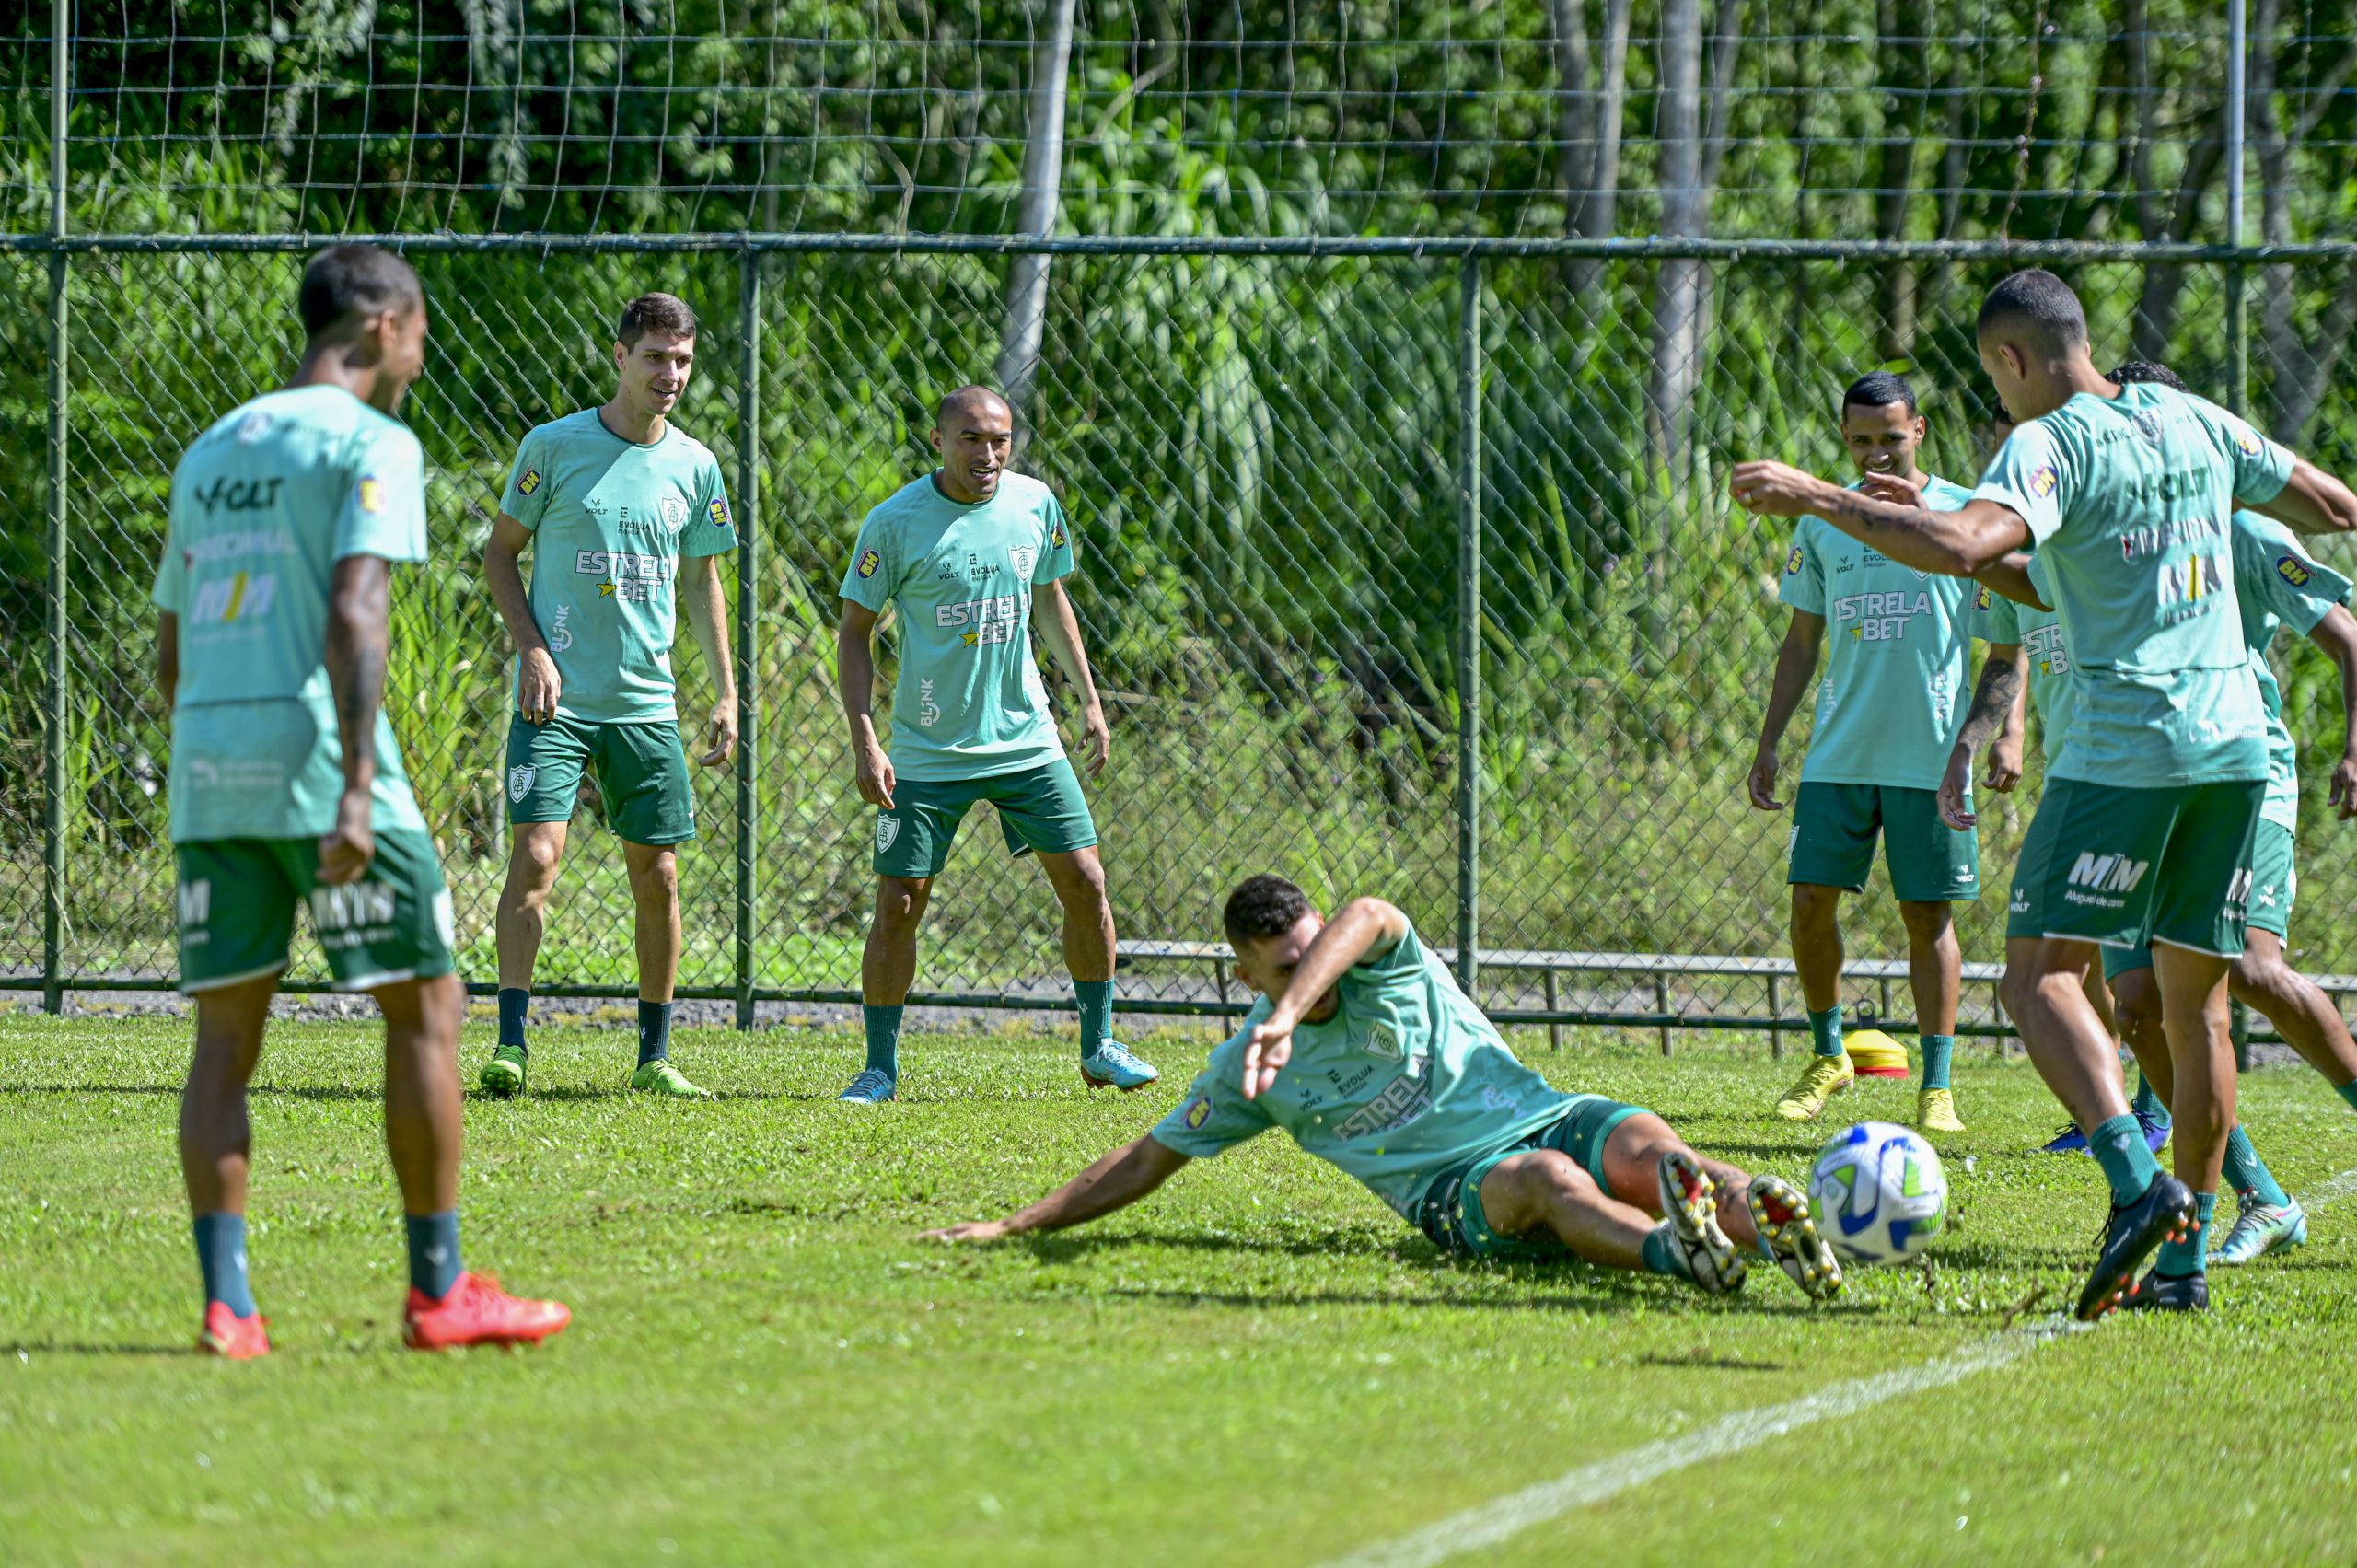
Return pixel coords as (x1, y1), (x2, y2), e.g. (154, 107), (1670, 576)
(661, 495), (690, 529)
(876, 814), (900, 853)
(1183, 1095), (1213, 1130)
(235, 411), (273, 444)
(2029, 464), (2058, 498)
(517, 469), (542, 496)
(356, 476), (387, 513)
(507, 765), (538, 803)
(1009, 545), (1037, 579)
(2131, 410), (2164, 446)
(856, 548), (881, 579)
(1366, 1022), (1402, 1060)
(2279, 554), (2315, 587)
(1784, 545), (1804, 575)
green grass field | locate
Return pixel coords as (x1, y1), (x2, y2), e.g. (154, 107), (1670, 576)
(6, 1010), (2357, 1566)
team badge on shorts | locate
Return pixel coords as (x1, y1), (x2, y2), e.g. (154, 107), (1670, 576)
(876, 814), (900, 853)
(508, 765), (538, 804)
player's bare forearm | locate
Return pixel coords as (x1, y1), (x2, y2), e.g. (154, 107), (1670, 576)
(1032, 580), (1102, 708)
(156, 612), (179, 709)
(1756, 618), (1821, 754)
(2309, 608), (2357, 811)
(1731, 464), (2026, 575)
(482, 513), (548, 656)
(929, 1136), (1188, 1241)
(324, 554), (392, 796)
(1268, 898), (1408, 1028)
(1974, 552), (2049, 610)
(836, 604), (881, 745)
(1952, 645), (2026, 759)
(2248, 459), (2357, 536)
(683, 555), (736, 703)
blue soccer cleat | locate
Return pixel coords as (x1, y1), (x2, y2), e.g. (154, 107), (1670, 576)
(2119, 1269), (2209, 1313)
(2076, 1173), (2195, 1321)
(2138, 1111), (2172, 1154)
(2040, 1121), (2090, 1155)
(2212, 1199), (2306, 1265)
(837, 1067), (898, 1105)
(1079, 1040), (1159, 1093)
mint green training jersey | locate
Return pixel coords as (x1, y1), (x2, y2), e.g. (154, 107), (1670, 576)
(151, 385), (431, 843)
(1976, 555), (2077, 756)
(1151, 922), (1576, 1220)
(500, 410), (737, 724)
(1778, 475), (1983, 789)
(838, 471), (1076, 783)
(2230, 511), (2352, 830)
(1974, 383), (2292, 786)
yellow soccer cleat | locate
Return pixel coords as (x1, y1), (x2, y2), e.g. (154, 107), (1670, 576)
(1843, 1028), (1910, 1079)
(1774, 1054), (1854, 1121)
(1917, 1086), (1967, 1133)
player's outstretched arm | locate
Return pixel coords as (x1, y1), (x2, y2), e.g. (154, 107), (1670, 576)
(2249, 458), (2357, 537)
(2306, 605), (2357, 819)
(483, 512), (560, 725)
(1938, 644), (2026, 830)
(922, 1134), (1190, 1243)
(1748, 612), (1822, 811)
(1030, 578), (1111, 778)
(681, 553), (738, 765)
(1971, 552), (2049, 610)
(1731, 462), (2028, 575)
(1242, 898), (1411, 1098)
(320, 553), (392, 886)
(837, 599), (895, 808)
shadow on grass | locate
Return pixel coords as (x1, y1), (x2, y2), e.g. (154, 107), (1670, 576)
(3, 1341), (193, 1358)
(0, 1083), (383, 1103)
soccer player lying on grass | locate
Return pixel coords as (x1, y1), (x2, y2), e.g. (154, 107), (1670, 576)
(922, 877), (1843, 1301)
(154, 245), (568, 1357)
(1732, 267), (2357, 1318)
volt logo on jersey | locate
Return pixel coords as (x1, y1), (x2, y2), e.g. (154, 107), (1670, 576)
(192, 475), (285, 516)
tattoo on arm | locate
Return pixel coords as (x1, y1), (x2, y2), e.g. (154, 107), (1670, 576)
(1952, 656), (2024, 758)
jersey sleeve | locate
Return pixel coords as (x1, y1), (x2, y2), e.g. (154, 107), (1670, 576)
(1035, 493), (1076, 585)
(1150, 1035), (1275, 1158)
(839, 506), (895, 612)
(335, 424), (429, 564)
(151, 526), (187, 615)
(1776, 522), (1826, 616)
(1974, 422), (2068, 545)
(683, 459), (737, 558)
(2186, 394), (2296, 506)
(2235, 515), (2352, 635)
(1976, 579), (2019, 645)
(501, 429), (549, 530)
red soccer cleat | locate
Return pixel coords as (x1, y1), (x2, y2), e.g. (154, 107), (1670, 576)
(402, 1271), (572, 1352)
(197, 1302), (271, 1360)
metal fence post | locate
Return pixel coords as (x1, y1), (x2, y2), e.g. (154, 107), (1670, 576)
(734, 245), (762, 1031)
(2225, 0), (2249, 416)
(1454, 254), (1482, 999)
(41, 1), (70, 1015)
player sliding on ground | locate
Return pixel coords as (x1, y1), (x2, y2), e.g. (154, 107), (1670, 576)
(1748, 370), (2024, 1133)
(1967, 361), (2357, 1263)
(921, 877), (1842, 1301)
(833, 387), (1154, 1104)
(1733, 268), (2357, 1317)
(479, 293), (739, 1099)
(155, 244), (569, 1356)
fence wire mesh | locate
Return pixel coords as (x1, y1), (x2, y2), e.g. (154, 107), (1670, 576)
(11, 239), (2357, 1043)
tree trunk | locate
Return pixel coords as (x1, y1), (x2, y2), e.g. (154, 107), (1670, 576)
(1648, 0), (1707, 477)
(1563, 0), (1634, 299)
(1873, 0), (1924, 360)
(2248, 0), (2305, 435)
(2130, 128), (2223, 361)
(995, 0), (1077, 430)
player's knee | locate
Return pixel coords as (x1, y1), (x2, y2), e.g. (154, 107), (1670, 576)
(1898, 900), (1952, 940)
(877, 877), (931, 923)
(1492, 1151), (1595, 1222)
(1790, 884), (1839, 931)
(511, 832), (563, 884)
(2229, 952), (2296, 1009)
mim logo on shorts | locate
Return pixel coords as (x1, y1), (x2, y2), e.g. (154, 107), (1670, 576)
(178, 879), (212, 931)
(309, 882), (395, 935)
(2068, 853), (2150, 895)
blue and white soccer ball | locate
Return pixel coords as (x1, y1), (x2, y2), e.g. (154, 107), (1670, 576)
(1808, 1121), (1948, 1265)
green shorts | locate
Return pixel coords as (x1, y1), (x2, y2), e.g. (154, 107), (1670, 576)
(1413, 1096), (1649, 1260)
(2010, 777), (2263, 960)
(175, 828), (456, 993)
(505, 714), (696, 845)
(874, 756), (1097, 878)
(1788, 782), (1980, 903)
(2101, 816), (2293, 980)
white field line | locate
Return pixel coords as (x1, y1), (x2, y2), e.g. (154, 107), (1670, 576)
(1315, 1166), (2357, 1568)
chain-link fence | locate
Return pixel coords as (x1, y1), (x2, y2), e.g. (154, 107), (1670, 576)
(9, 233), (2357, 1042)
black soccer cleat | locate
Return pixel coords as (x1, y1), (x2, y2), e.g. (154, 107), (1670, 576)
(2076, 1174), (2195, 1322)
(2118, 1269), (2210, 1314)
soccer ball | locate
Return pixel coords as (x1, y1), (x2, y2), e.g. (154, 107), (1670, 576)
(1808, 1121), (1948, 1265)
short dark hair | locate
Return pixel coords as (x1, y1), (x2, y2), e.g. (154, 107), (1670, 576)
(1976, 268), (2088, 354)
(1223, 874), (1314, 951)
(618, 292), (698, 347)
(1840, 370), (1918, 419)
(2107, 359), (2190, 393)
(935, 384), (1012, 430)
(298, 244), (423, 340)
